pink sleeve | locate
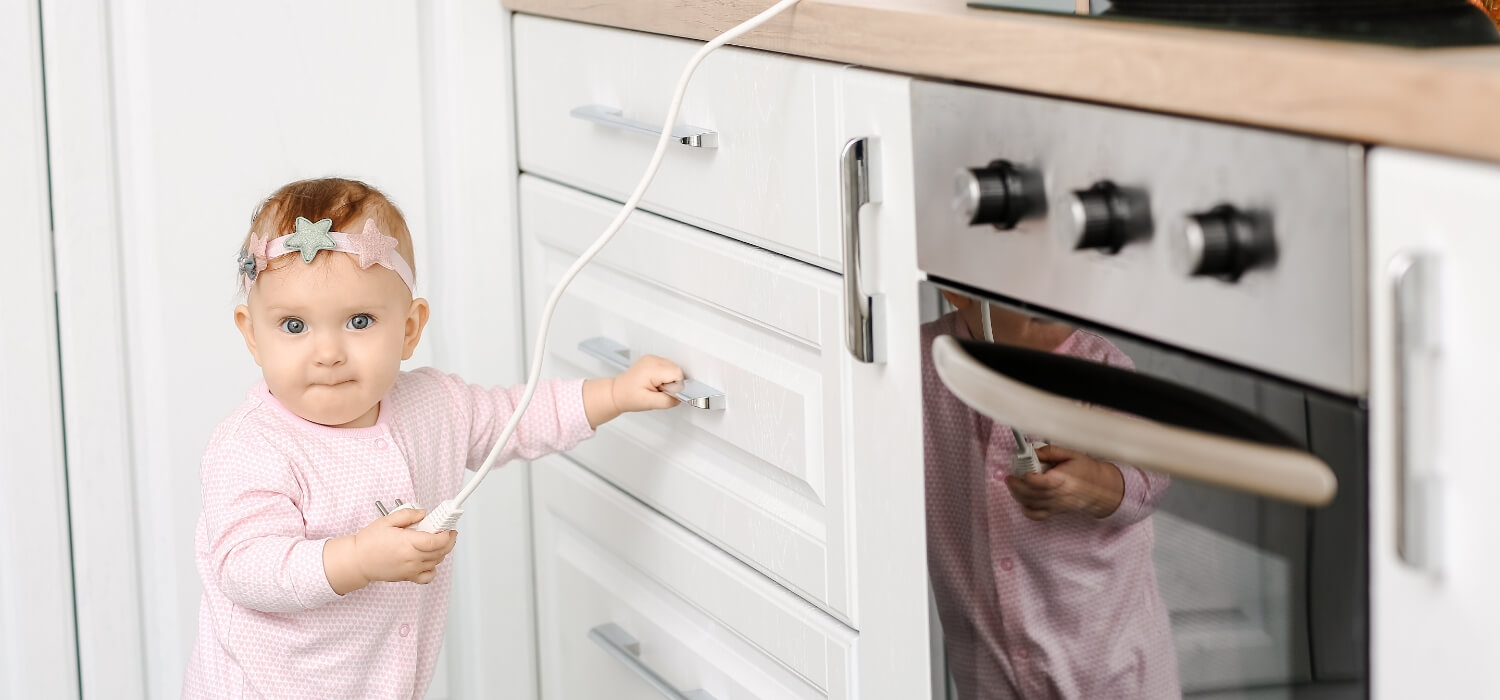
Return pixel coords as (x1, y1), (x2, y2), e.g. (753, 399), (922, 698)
(199, 430), (342, 613)
(459, 377), (596, 471)
(1072, 333), (1172, 527)
(1102, 462), (1170, 526)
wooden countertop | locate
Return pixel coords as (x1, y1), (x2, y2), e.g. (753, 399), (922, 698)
(505, 0), (1500, 163)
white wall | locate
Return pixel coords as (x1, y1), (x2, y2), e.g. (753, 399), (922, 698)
(43, 1), (530, 696)
(0, 0), (81, 695)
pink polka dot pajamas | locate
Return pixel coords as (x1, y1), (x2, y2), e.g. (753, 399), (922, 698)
(183, 369), (594, 699)
(922, 312), (1180, 699)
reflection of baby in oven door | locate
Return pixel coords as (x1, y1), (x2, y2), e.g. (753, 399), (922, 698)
(921, 292), (1179, 700)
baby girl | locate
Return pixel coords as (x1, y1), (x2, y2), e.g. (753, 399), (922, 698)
(182, 178), (683, 698)
(922, 292), (1179, 699)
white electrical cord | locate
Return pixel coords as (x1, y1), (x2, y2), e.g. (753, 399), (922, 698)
(412, 0), (805, 533)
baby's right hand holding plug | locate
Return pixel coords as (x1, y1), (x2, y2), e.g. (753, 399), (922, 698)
(354, 508), (458, 585)
(324, 508), (458, 594)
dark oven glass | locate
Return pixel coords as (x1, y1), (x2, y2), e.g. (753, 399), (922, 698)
(920, 281), (1367, 700)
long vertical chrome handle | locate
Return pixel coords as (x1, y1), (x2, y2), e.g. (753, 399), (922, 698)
(570, 105), (719, 148)
(1391, 252), (1441, 573)
(588, 624), (716, 700)
(841, 137), (884, 363)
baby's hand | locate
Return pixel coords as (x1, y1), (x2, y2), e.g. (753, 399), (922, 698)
(1004, 444), (1125, 521)
(611, 354), (684, 413)
(352, 508), (458, 585)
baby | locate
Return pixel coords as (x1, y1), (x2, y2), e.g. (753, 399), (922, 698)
(922, 292), (1179, 699)
(183, 178), (683, 698)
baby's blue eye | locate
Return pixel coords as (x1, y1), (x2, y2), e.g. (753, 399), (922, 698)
(347, 314), (373, 330)
(280, 318), (306, 334)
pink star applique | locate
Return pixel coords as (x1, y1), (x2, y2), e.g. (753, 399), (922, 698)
(347, 218), (399, 271)
(242, 232), (270, 289)
(248, 233), (269, 269)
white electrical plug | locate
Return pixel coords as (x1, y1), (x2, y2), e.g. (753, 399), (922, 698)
(375, 499), (462, 533)
(409, 499), (463, 534)
(1009, 426), (1049, 478)
(387, 501), (421, 515)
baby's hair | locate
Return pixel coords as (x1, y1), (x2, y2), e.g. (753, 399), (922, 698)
(242, 177), (416, 290)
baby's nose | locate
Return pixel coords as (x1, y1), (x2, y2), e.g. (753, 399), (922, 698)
(313, 332), (346, 366)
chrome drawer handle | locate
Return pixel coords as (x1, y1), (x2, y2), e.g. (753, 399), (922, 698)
(588, 624), (717, 700)
(841, 137), (884, 363)
(578, 337), (727, 410)
(570, 105), (719, 149)
(1391, 252), (1442, 574)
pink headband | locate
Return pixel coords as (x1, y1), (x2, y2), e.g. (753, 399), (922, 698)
(238, 216), (415, 292)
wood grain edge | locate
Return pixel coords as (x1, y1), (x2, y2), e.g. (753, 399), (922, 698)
(504, 0), (1500, 162)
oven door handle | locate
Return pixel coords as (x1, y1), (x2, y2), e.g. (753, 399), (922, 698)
(931, 334), (1338, 506)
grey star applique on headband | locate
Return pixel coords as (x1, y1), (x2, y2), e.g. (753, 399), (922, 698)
(284, 216), (336, 263)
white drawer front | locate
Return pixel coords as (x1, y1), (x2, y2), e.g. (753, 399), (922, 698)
(520, 175), (858, 623)
(513, 14), (846, 270)
(533, 455), (856, 700)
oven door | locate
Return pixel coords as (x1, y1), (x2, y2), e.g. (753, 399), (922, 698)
(921, 290), (1366, 700)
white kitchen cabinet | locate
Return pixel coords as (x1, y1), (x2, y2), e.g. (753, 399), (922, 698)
(521, 175), (862, 622)
(37, 0), (530, 697)
(1368, 148), (1500, 699)
(514, 15), (848, 270)
(514, 12), (933, 694)
(831, 66), (933, 700)
(533, 454), (857, 700)
(0, 2), (80, 696)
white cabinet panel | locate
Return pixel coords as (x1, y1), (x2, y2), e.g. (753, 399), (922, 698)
(0, 2), (79, 696)
(533, 455), (856, 700)
(833, 68), (933, 700)
(514, 14), (846, 270)
(1368, 148), (1500, 699)
(521, 175), (858, 621)
(515, 39), (931, 696)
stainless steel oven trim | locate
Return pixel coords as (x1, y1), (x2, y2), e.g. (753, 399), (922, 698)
(912, 80), (1367, 396)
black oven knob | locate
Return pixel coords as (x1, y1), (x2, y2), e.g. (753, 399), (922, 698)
(954, 160), (1041, 230)
(1068, 181), (1147, 253)
(1180, 205), (1275, 281)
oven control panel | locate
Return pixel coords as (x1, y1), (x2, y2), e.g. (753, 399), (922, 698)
(912, 80), (1366, 396)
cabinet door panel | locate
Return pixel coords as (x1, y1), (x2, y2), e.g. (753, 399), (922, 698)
(1368, 148), (1500, 699)
(0, 2), (79, 695)
(514, 14), (845, 270)
(533, 454), (856, 700)
(521, 175), (857, 621)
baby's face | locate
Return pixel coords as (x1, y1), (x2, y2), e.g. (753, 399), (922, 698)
(235, 252), (426, 428)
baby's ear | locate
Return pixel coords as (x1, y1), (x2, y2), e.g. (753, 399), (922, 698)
(233, 304), (262, 366)
(401, 298), (431, 361)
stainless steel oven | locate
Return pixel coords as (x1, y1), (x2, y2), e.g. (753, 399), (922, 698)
(913, 80), (1368, 699)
